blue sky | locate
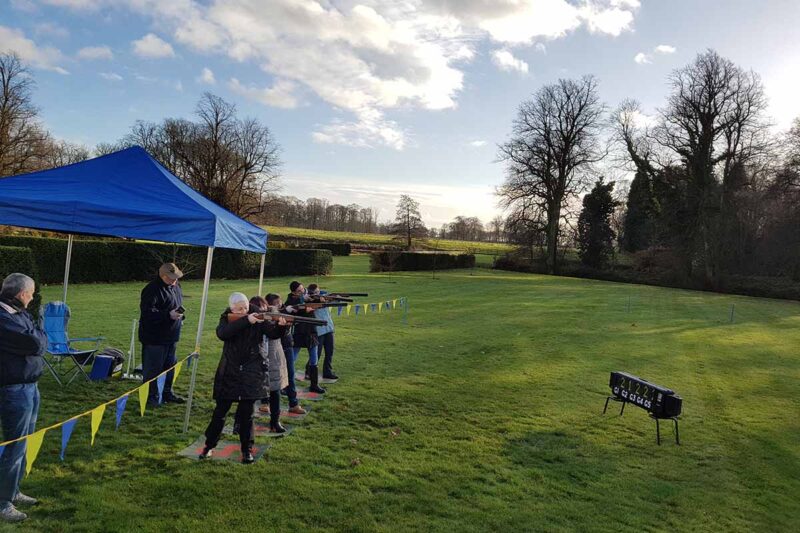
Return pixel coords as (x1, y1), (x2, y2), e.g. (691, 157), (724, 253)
(2, 0), (799, 227)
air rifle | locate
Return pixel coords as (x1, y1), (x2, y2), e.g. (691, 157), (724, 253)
(227, 312), (327, 327)
(308, 295), (354, 303)
(287, 302), (348, 312)
(323, 292), (369, 298)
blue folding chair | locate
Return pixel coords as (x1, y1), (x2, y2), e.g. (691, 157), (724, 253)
(42, 301), (105, 385)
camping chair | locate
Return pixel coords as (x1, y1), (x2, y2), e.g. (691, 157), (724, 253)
(42, 301), (105, 385)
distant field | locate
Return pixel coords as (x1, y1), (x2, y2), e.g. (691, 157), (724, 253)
(263, 225), (515, 255)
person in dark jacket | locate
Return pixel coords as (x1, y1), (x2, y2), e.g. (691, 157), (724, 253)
(0, 273), (47, 523)
(252, 295), (289, 433)
(285, 281), (325, 394)
(139, 263), (185, 407)
(199, 292), (286, 464)
(307, 284), (338, 380)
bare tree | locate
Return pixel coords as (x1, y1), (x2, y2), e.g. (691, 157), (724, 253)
(652, 50), (768, 284)
(0, 53), (50, 176)
(391, 194), (427, 249)
(498, 75), (606, 274)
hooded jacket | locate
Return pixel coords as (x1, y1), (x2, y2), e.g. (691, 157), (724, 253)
(0, 297), (47, 386)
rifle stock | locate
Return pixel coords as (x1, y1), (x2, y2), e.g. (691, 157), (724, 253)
(325, 292), (368, 297)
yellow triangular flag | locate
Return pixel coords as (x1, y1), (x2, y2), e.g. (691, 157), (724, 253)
(377, 303), (382, 313)
(173, 360), (183, 384)
(25, 429), (47, 476)
(363, 304), (369, 315)
(393, 299), (398, 309)
(138, 384), (148, 416)
(346, 305), (351, 316)
(90, 404), (106, 446)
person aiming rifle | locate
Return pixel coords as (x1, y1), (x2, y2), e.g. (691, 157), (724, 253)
(285, 281), (326, 394)
(307, 284), (339, 380)
(199, 292), (288, 464)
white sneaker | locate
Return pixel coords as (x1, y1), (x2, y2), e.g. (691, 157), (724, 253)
(14, 493), (37, 506)
(0, 503), (27, 523)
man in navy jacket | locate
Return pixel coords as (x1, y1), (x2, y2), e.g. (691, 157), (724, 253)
(139, 263), (185, 406)
(0, 273), (47, 523)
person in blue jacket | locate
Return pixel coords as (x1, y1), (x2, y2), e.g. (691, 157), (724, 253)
(138, 263), (185, 407)
(307, 284), (338, 380)
(0, 273), (47, 523)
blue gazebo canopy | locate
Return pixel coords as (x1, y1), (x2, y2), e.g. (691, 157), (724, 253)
(0, 146), (267, 253)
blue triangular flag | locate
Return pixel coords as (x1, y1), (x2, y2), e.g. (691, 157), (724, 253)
(355, 305), (360, 315)
(337, 306), (343, 316)
(371, 303), (377, 312)
(0, 445), (5, 459)
(156, 375), (166, 404)
(61, 418), (77, 460)
(115, 395), (129, 430)
(385, 301), (390, 310)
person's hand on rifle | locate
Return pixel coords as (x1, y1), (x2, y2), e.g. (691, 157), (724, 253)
(276, 316), (288, 326)
(169, 309), (183, 321)
(247, 313), (264, 324)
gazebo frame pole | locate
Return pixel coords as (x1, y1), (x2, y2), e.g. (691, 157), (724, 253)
(258, 253), (266, 296)
(183, 246), (214, 433)
(62, 234), (74, 303)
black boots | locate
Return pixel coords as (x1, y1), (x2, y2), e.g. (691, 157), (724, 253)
(304, 361), (310, 381)
(269, 391), (286, 433)
(323, 356), (338, 380)
(309, 365), (326, 394)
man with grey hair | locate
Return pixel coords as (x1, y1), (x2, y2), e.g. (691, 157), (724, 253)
(0, 273), (47, 523)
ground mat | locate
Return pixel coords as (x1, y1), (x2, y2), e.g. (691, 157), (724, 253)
(178, 436), (269, 463)
(223, 423), (294, 438)
(294, 372), (338, 384)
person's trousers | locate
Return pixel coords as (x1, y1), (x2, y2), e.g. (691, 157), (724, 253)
(305, 344), (319, 366)
(0, 383), (40, 506)
(269, 391), (281, 427)
(142, 343), (177, 402)
(318, 332), (335, 375)
(203, 399), (256, 454)
(283, 348), (299, 407)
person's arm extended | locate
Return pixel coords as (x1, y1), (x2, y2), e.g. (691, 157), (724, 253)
(216, 314), (252, 341)
(0, 316), (48, 357)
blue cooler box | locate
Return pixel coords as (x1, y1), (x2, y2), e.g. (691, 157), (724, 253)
(90, 355), (114, 381)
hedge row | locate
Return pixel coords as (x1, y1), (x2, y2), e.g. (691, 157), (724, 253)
(0, 237), (332, 284)
(305, 242), (351, 256)
(369, 251), (475, 272)
(0, 245), (42, 317)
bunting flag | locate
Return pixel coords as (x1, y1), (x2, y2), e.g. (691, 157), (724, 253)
(156, 374), (166, 404)
(25, 429), (47, 475)
(355, 305), (360, 315)
(115, 395), (129, 430)
(138, 383), (148, 416)
(0, 445), (5, 459)
(346, 305), (351, 316)
(90, 404), (106, 446)
(173, 360), (183, 385)
(60, 418), (77, 460)
(392, 299), (398, 309)
(337, 306), (343, 316)
(363, 304), (369, 315)
(376, 302), (382, 313)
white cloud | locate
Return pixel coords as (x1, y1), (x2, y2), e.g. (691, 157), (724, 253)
(312, 108), (407, 150)
(468, 140), (487, 147)
(44, 0), (641, 150)
(655, 44), (676, 54)
(9, 0), (38, 12)
(197, 67), (215, 85)
(174, 80), (183, 92)
(77, 45), (113, 60)
(228, 78), (298, 109)
(491, 48), (529, 74)
(0, 25), (69, 74)
(535, 43), (547, 54)
(634, 52), (651, 64)
(99, 72), (122, 81)
(42, 0), (102, 9)
(131, 33), (175, 58)
(34, 22), (69, 39)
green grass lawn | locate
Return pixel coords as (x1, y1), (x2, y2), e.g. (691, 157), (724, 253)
(4, 256), (799, 532)
(264, 225), (515, 255)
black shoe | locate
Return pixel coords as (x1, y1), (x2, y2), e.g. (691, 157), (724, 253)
(309, 365), (326, 394)
(163, 394), (186, 404)
(146, 399), (160, 409)
(304, 362), (310, 381)
(199, 446), (213, 460)
(270, 422), (287, 434)
(242, 450), (255, 464)
(323, 371), (339, 380)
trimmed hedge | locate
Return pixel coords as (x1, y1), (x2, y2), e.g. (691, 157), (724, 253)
(370, 251), (475, 272)
(0, 237), (332, 283)
(309, 242), (351, 256)
(0, 245), (42, 317)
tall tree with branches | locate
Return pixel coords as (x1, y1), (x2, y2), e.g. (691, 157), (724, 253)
(392, 194), (427, 249)
(497, 75), (606, 274)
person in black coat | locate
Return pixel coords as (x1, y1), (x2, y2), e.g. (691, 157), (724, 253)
(285, 281), (325, 394)
(199, 292), (286, 464)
